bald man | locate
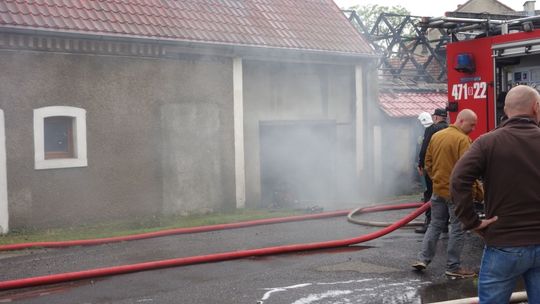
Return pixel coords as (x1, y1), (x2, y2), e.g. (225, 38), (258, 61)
(412, 109), (483, 279)
(451, 85), (540, 303)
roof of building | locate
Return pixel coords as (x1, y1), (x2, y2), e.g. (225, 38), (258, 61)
(379, 91), (448, 118)
(454, 0), (515, 13)
(0, 0), (374, 55)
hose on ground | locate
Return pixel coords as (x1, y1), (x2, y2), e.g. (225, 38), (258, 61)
(427, 291), (527, 304)
(0, 210), (351, 251)
(347, 202), (425, 227)
(0, 202), (431, 290)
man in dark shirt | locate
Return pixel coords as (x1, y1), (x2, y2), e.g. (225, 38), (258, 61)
(415, 108), (449, 233)
(451, 85), (540, 303)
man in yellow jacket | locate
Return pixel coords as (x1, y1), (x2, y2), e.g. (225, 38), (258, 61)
(412, 109), (483, 278)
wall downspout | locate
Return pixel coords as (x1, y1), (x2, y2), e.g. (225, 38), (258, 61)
(0, 110), (8, 234)
(233, 57), (246, 208)
(355, 65), (364, 176)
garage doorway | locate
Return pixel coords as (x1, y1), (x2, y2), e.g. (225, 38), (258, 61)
(259, 120), (336, 208)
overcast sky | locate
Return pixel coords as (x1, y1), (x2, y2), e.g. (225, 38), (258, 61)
(333, 0), (531, 17)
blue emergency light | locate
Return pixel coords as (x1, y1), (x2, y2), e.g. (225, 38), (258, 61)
(454, 53), (475, 73)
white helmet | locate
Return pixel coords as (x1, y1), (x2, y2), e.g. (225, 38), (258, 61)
(417, 112), (433, 128)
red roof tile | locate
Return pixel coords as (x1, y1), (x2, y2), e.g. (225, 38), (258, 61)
(0, 0), (374, 55)
(379, 92), (448, 118)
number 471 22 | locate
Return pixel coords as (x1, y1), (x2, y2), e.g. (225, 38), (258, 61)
(451, 82), (487, 101)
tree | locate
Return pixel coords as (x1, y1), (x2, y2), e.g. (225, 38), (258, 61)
(346, 4), (446, 82)
(347, 4), (417, 57)
(349, 4), (411, 34)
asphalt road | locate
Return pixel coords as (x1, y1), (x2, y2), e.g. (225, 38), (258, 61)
(0, 209), (493, 304)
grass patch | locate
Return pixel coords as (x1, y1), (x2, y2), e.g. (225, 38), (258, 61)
(0, 195), (422, 246)
(0, 209), (305, 245)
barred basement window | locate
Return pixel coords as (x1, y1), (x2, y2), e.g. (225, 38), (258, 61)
(34, 106), (87, 170)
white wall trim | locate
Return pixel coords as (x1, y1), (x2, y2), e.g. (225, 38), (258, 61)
(34, 106), (87, 170)
(355, 65), (364, 176)
(373, 125), (382, 187)
(0, 110), (8, 234)
(233, 57), (246, 208)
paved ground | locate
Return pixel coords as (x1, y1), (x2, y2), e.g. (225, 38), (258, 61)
(0, 205), (523, 304)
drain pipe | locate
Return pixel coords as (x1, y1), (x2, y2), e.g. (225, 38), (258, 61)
(428, 291), (527, 304)
(0, 202), (429, 290)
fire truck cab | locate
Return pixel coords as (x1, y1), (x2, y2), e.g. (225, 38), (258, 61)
(430, 15), (540, 139)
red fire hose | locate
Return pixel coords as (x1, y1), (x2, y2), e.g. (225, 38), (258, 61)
(0, 202), (429, 290)
(0, 210), (352, 251)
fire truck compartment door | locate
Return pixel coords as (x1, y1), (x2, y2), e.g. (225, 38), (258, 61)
(492, 38), (540, 58)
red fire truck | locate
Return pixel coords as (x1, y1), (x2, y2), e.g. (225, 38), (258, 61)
(430, 15), (540, 139)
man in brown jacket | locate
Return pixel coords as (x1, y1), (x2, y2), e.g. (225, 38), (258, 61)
(451, 85), (540, 303)
(412, 109), (482, 278)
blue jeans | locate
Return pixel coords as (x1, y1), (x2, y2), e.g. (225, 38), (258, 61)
(417, 195), (465, 272)
(479, 245), (540, 304)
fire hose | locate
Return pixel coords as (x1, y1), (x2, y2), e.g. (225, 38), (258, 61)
(347, 203), (425, 227)
(0, 202), (429, 290)
(427, 291), (528, 304)
(0, 210), (352, 251)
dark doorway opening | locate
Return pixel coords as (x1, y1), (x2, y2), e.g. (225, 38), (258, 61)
(259, 120), (336, 208)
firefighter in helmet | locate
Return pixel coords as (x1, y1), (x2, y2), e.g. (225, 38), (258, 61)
(416, 108), (449, 233)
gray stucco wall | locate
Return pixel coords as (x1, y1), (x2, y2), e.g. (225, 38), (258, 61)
(243, 60), (359, 210)
(0, 50), (235, 229)
(380, 116), (423, 197)
(161, 102), (235, 214)
(366, 102), (424, 200)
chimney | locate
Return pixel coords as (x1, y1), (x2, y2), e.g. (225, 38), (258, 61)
(524, 1), (536, 16)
